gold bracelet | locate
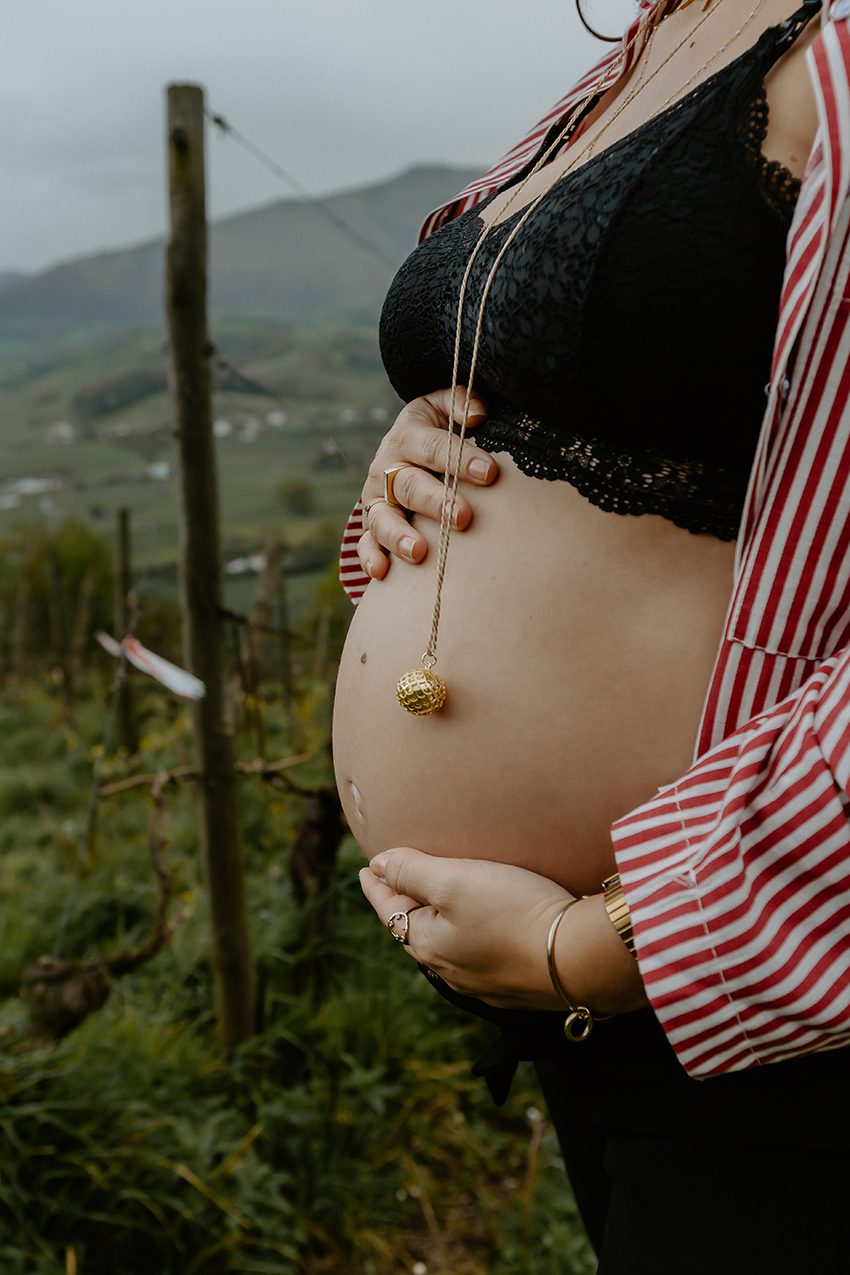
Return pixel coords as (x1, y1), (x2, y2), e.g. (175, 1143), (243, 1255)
(546, 900), (595, 1043)
(602, 873), (638, 959)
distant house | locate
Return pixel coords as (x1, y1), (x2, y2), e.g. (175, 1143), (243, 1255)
(224, 552), (266, 576)
(214, 418), (233, 438)
(6, 476), (62, 497)
(146, 461), (170, 481)
(265, 411), (287, 428)
(45, 420), (76, 444)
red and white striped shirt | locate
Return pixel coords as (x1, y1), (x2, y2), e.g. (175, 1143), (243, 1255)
(339, 0), (850, 1077)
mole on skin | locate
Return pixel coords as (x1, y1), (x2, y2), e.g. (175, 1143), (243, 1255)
(360, 652), (368, 664)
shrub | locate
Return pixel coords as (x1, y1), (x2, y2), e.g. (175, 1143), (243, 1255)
(277, 479), (316, 517)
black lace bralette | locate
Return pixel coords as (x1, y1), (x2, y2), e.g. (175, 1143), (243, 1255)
(378, 0), (822, 540)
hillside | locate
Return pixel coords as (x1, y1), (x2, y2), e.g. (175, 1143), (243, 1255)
(0, 271), (27, 293)
(0, 316), (400, 621)
(0, 163), (482, 619)
(0, 164), (478, 360)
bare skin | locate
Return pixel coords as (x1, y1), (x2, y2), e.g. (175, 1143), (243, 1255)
(477, 0), (822, 232)
(357, 0), (821, 580)
(344, 0), (823, 1015)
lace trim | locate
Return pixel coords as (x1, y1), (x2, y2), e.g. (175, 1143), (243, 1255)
(472, 412), (745, 541)
(740, 84), (803, 223)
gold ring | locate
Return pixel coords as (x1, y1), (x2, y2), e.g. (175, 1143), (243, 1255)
(383, 465), (407, 508)
(387, 908), (414, 945)
(363, 497), (388, 522)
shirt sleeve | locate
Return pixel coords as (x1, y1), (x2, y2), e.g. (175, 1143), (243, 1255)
(339, 500), (370, 604)
(612, 644), (850, 1079)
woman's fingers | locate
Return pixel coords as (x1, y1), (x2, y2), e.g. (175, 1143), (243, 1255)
(357, 388), (500, 576)
(358, 867), (437, 961)
(402, 394), (499, 486)
(389, 463), (472, 527)
(356, 529), (390, 579)
(359, 867), (424, 916)
(357, 510), (425, 573)
(367, 389), (498, 493)
(364, 467), (473, 565)
(359, 469), (476, 571)
(420, 386), (488, 433)
(367, 501), (428, 565)
(369, 847), (460, 914)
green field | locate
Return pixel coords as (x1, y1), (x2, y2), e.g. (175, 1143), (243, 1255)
(0, 311), (594, 1271)
(0, 319), (395, 623)
(0, 673), (594, 1274)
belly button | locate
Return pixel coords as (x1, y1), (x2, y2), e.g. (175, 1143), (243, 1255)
(348, 780), (366, 828)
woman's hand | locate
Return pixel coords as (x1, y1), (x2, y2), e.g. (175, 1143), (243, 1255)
(359, 848), (648, 1015)
(358, 388), (499, 580)
(360, 848), (573, 1010)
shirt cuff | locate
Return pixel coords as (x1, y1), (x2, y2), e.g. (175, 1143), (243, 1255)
(610, 776), (763, 1079)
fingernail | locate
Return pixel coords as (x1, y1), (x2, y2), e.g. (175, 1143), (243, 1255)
(371, 853), (388, 875)
(469, 458), (492, 481)
(400, 536), (416, 559)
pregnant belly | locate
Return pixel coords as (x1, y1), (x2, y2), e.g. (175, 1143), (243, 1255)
(332, 455), (736, 896)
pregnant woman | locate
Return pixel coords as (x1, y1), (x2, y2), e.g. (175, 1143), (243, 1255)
(333, 0), (850, 1267)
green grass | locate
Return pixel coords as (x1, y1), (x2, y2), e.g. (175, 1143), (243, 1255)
(0, 672), (594, 1275)
(0, 318), (595, 1271)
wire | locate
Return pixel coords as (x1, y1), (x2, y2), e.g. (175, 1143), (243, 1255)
(207, 343), (356, 469)
(206, 110), (399, 271)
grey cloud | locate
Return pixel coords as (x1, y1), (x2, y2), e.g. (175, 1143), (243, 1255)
(3, 0), (636, 273)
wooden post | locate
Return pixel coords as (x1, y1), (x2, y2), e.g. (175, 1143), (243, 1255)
(46, 546), (73, 716)
(11, 576), (28, 683)
(278, 549), (291, 702)
(312, 605), (332, 683)
(69, 567), (96, 697)
(228, 540), (286, 753)
(114, 508), (138, 755)
(165, 83), (254, 1054)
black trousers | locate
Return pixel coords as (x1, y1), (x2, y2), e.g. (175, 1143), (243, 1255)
(534, 1010), (850, 1274)
(425, 973), (850, 1274)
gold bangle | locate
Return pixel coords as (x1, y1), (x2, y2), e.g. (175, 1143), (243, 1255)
(546, 900), (595, 1043)
(602, 873), (638, 959)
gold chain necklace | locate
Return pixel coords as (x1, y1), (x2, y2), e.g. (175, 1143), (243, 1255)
(396, 0), (767, 716)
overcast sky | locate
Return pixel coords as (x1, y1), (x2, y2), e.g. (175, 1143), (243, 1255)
(2, 0), (638, 275)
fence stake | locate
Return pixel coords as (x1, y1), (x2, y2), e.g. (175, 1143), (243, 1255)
(114, 508), (138, 755)
(165, 82), (254, 1053)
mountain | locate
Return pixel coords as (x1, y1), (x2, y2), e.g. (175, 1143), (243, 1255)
(0, 271), (27, 293)
(0, 164), (478, 357)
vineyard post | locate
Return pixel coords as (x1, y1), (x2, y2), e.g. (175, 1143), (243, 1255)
(312, 605), (332, 683)
(277, 547), (295, 733)
(115, 508), (138, 755)
(164, 83), (254, 1053)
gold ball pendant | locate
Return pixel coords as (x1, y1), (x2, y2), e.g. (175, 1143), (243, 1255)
(396, 667), (447, 715)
